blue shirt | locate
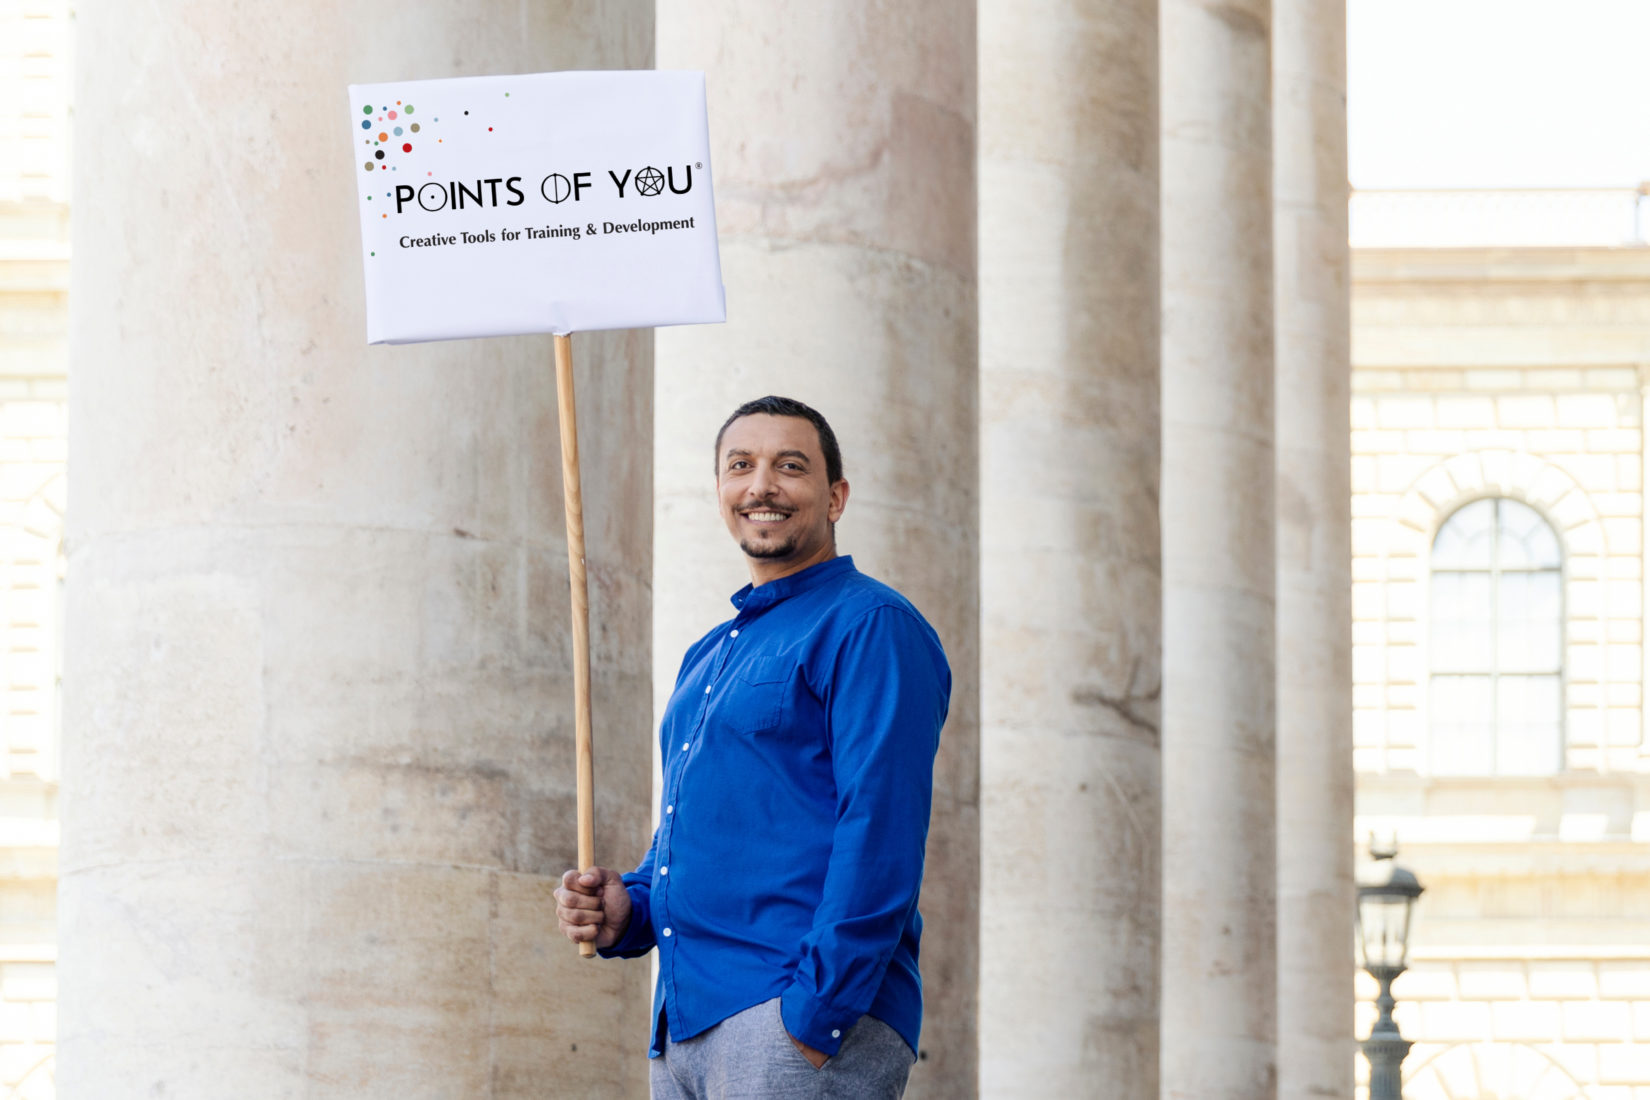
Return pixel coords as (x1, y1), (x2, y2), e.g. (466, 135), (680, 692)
(600, 555), (950, 1060)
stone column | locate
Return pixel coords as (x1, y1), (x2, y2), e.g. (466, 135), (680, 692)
(1273, 1), (1353, 1097)
(655, 6), (978, 1096)
(1160, 0), (1278, 1096)
(979, 0), (1160, 1096)
(61, 5), (653, 1098)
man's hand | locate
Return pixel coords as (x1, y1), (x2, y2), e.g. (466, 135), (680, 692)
(786, 1028), (829, 1069)
(554, 866), (632, 949)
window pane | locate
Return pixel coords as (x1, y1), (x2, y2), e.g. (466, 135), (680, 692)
(1433, 499), (1496, 569)
(1431, 571), (1495, 673)
(1498, 499), (1562, 570)
(1430, 675), (1495, 775)
(1497, 570), (1563, 672)
(1497, 675), (1562, 775)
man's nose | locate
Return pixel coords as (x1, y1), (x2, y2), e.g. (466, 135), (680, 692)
(748, 463), (778, 497)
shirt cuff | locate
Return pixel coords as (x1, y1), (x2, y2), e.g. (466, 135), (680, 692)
(780, 983), (859, 1058)
(596, 883), (655, 959)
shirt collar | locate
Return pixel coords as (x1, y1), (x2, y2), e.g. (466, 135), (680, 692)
(730, 555), (857, 613)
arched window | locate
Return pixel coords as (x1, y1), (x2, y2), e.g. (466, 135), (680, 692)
(1429, 498), (1563, 776)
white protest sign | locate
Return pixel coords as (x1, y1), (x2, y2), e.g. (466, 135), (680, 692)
(348, 70), (725, 342)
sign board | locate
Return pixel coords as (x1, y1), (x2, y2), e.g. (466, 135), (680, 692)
(348, 70), (725, 342)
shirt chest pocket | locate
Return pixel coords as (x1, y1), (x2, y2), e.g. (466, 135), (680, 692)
(737, 656), (792, 732)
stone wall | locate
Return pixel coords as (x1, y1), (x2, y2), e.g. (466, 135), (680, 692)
(1352, 244), (1650, 1097)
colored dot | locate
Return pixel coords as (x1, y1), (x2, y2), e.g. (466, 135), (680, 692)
(488, 127), (493, 132)
(409, 123), (420, 133)
(363, 161), (374, 172)
(361, 120), (371, 130)
(378, 132), (388, 141)
(396, 100), (402, 105)
(380, 165), (386, 170)
(393, 126), (403, 136)
(387, 110), (398, 120)
(504, 92), (509, 97)
(362, 105), (373, 114)
(402, 143), (412, 152)
(438, 139), (443, 143)
(464, 110), (469, 115)
(367, 195), (372, 201)
(370, 251), (375, 256)
(382, 213), (387, 219)
(427, 171), (432, 177)
(405, 105), (415, 114)
(375, 150), (384, 160)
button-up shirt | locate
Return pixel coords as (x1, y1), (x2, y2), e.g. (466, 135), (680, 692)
(600, 555), (950, 1060)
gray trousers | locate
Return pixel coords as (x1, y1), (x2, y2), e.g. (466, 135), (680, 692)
(648, 997), (915, 1100)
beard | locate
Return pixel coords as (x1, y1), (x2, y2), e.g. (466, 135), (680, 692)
(738, 531), (799, 559)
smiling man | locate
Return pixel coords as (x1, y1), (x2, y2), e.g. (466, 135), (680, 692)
(555, 395), (951, 1100)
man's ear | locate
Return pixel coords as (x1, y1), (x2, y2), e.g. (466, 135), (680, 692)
(828, 478), (850, 524)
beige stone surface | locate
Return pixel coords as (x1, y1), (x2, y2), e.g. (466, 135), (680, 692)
(1272, 1), (1354, 1099)
(60, 3), (654, 1097)
(1161, 0), (1278, 1096)
(656, 5), (978, 1096)
(978, 0), (1160, 1096)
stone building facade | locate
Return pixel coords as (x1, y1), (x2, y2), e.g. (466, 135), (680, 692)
(1351, 235), (1650, 1097)
(0, 1), (70, 1096)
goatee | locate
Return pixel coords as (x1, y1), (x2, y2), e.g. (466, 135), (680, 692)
(739, 534), (798, 559)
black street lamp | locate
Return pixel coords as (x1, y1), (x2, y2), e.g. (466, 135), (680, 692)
(1356, 840), (1425, 1100)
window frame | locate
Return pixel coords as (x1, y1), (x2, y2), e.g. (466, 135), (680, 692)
(1425, 495), (1567, 777)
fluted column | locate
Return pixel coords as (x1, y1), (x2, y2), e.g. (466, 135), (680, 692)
(979, 1), (1161, 1096)
(1160, 0), (1278, 1097)
(655, 6), (978, 1097)
(61, 5), (653, 1098)
(1273, 1), (1353, 1097)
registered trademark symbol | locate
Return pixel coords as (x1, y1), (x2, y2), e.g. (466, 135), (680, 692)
(696, 162), (702, 169)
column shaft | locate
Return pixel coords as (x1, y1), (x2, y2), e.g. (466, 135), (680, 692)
(1160, 0), (1279, 1096)
(61, 5), (654, 1097)
(1273, 1), (1354, 1096)
(656, 6), (978, 1096)
(980, 0), (1161, 1096)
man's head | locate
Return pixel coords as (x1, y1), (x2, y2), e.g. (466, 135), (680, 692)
(713, 396), (849, 584)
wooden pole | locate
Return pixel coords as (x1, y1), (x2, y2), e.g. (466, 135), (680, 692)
(554, 332), (597, 959)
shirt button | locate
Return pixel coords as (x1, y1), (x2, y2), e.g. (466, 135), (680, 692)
(660, 866), (669, 875)
(662, 928), (673, 937)
(704, 685), (712, 694)
(666, 805), (674, 814)
(730, 629), (739, 637)
(831, 1030), (841, 1038)
(682, 742), (690, 751)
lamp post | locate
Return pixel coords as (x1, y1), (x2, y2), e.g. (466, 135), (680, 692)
(1356, 840), (1425, 1100)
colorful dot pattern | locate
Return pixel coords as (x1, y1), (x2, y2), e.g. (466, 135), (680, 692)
(355, 91), (501, 208)
(358, 98), (433, 172)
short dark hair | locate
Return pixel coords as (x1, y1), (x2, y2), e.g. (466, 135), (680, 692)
(713, 396), (844, 485)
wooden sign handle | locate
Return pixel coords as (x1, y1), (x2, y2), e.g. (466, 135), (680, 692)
(554, 332), (597, 959)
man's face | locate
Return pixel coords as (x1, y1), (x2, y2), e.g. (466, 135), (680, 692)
(716, 414), (848, 581)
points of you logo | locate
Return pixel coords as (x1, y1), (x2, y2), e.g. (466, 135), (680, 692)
(349, 69), (725, 341)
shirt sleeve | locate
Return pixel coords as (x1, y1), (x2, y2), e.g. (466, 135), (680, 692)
(597, 828), (659, 959)
(780, 604), (950, 1055)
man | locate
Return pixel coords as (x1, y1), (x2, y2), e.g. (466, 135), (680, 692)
(555, 396), (950, 1099)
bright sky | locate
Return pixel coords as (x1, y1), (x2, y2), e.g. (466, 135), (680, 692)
(1348, 0), (1650, 190)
